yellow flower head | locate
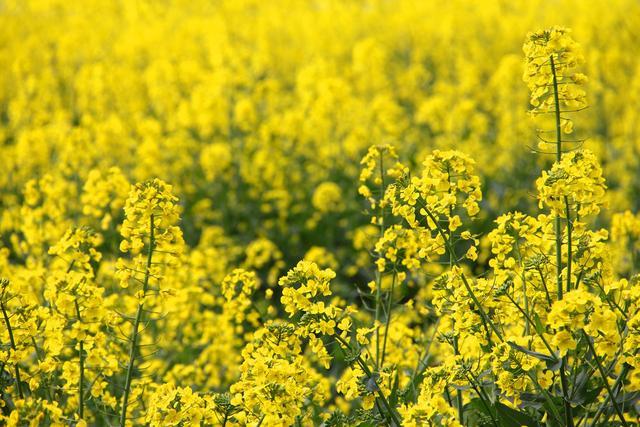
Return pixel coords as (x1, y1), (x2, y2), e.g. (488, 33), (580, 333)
(523, 26), (587, 116)
(536, 149), (606, 218)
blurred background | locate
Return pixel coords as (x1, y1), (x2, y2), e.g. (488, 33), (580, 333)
(1, 0), (639, 287)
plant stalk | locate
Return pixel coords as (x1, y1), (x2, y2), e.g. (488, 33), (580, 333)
(584, 332), (628, 427)
(120, 214), (155, 427)
(1, 301), (23, 399)
(551, 54), (574, 427)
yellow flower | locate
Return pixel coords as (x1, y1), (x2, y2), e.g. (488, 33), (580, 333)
(312, 181), (344, 214)
(551, 330), (576, 356)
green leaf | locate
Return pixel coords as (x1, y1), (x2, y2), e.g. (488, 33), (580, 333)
(568, 366), (600, 406)
(532, 312), (546, 335)
(507, 341), (558, 364)
(465, 398), (541, 427)
(388, 370), (400, 407)
(464, 398), (497, 427)
(495, 402), (540, 427)
(545, 357), (562, 372)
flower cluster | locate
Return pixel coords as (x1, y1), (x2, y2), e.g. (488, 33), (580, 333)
(523, 26), (587, 126)
(119, 179), (182, 256)
(146, 383), (217, 426)
(548, 289), (619, 356)
(229, 325), (330, 426)
(278, 261), (339, 337)
(116, 179), (183, 289)
(394, 150), (482, 224)
(358, 144), (408, 217)
(221, 268), (261, 325)
(81, 167), (130, 231)
(536, 149), (607, 218)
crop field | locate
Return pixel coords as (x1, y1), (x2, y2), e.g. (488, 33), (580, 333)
(1, 0), (640, 426)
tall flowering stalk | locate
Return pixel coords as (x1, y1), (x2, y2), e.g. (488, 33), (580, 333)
(524, 27), (588, 426)
(522, 27), (634, 427)
(358, 145), (408, 424)
(47, 226), (103, 422)
(116, 179), (183, 426)
(388, 26), (636, 427)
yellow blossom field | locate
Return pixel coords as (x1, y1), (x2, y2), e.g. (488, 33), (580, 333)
(2, 0), (640, 425)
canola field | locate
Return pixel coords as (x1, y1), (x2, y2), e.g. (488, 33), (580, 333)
(1, 0), (640, 425)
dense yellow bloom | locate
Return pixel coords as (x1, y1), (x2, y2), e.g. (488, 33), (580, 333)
(523, 26), (587, 114)
(536, 149), (606, 218)
(116, 179), (183, 288)
(146, 383), (216, 426)
(400, 361), (463, 427)
(278, 261), (339, 337)
(2, 1), (640, 426)
(119, 179), (182, 256)
(221, 268), (261, 325)
(200, 142), (233, 182)
(312, 181), (344, 214)
(230, 325), (329, 426)
(81, 167), (130, 230)
(391, 150), (482, 229)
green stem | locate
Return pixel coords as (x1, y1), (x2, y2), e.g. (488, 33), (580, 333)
(513, 241), (531, 335)
(504, 293), (555, 356)
(75, 299), (84, 420)
(79, 340), (84, 419)
(446, 172), (464, 424)
(421, 205), (502, 342)
(554, 215), (563, 302)
(334, 335), (401, 426)
(583, 332), (628, 427)
(120, 214), (155, 427)
(559, 358), (575, 427)
(464, 371), (498, 427)
(374, 270), (382, 368)
(374, 152), (385, 369)
(550, 55), (563, 163)
(565, 198), (573, 293)
(454, 338), (464, 423)
(589, 364), (630, 427)
(551, 54), (574, 427)
(528, 369), (564, 425)
(0, 301), (23, 399)
(380, 272), (396, 367)
(551, 54), (564, 303)
(537, 267), (553, 306)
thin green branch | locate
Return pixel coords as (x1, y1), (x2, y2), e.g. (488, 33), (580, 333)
(374, 152), (385, 369)
(119, 214), (155, 427)
(583, 331), (628, 427)
(589, 363), (630, 427)
(565, 198), (573, 293)
(1, 300), (23, 399)
(380, 272), (397, 367)
(334, 334), (402, 426)
(75, 299), (85, 420)
(422, 205), (503, 342)
(550, 53), (574, 427)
